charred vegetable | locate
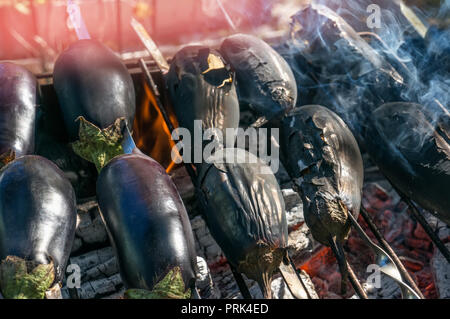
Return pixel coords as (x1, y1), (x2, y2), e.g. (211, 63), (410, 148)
(280, 105), (364, 290)
(96, 154), (197, 298)
(220, 34), (297, 124)
(167, 46), (239, 154)
(0, 63), (37, 164)
(53, 39), (136, 141)
(197, 148), (288, 299)
(0, 155), (77, 299)
(365, 102), (450, 225)
(282, 4), (410, 141)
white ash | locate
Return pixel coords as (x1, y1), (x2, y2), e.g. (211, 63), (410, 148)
(420, 208), (450, 298)
(364, 274), (402, 299)
(432, 243), (450, 299)
(76, 273), (123, 299)
(69, 247), (117, 280)
(72, 200), (109, 253)
(196, 256), (221, 299)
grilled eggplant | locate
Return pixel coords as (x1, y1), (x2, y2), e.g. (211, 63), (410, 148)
(284, 4), (410, 141)
(0, 63), (37, 164)
(167, 46), (239, 155)
(0, 155), (77, 299)
(197, 148), (288, 298)
(53, 39), (136, 141)
(96, 154), (197, 298)
(280, 105), (364, 290)
(365, 102), (450, 225)
(220, 34), (297, 124)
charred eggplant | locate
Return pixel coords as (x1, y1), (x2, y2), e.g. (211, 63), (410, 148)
(0, 63), (37, 164)
(197, 148), (288, 298)
(220, 34), (297, 123)
(167, 46), (239, 153)
(96, 154), (197, 298)
(365, 102), (450, 225)
(280, 105), (364, 290)
(53, 39), (136, 141)
(0, 155), (77, 299)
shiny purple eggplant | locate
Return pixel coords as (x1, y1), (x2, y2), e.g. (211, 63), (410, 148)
(0, 63), (37, 162)
(53, 39), (136, 141)
(0, 155), (77, 299)
(96, 154), (197, 298)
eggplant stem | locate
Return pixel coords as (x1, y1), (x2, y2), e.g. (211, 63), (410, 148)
(0, 256), (55, 299)
(328, 237), (348, 295)
(256, 271), (273, 299)
(72, 116), (125, 172)
(124, 267), (191, 299)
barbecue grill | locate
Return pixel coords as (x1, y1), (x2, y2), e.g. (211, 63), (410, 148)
(0, 0), (448, 300)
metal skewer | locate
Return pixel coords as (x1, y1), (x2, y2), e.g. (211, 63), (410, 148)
(327, 236), (368, 299)
(359, 205), (424, 298)
(346, 260), (369, 299)
(348, 212), (421, 299)
(381, 176), (450, 264)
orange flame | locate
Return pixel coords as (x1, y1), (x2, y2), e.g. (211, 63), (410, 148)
(132, 78), (181, 173)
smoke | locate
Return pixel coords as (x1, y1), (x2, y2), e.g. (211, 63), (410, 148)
(273, 0), (449, 149)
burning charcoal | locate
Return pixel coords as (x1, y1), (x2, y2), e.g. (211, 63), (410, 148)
(0, 63), (37, 164)
(53, 40), (136, 141)
(365, 102), (450, 226)
(0, 156), (77, 299)
(167, 46), (239, 156)
(220, 34), (297, 124)
(197, 148), (294, 299)
(280, 105), (364, 290)
(96, 154), (198, 299)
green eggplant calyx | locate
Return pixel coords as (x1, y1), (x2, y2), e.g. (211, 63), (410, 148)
(72, 116), (125, 172)
(0, 149), (16, 169)
(124, 267), (191, 299)
(0, 256), (55, 299)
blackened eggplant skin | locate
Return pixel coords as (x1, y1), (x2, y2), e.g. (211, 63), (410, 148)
(167, 46), (239, 147)
(0, 63), (37, 157)
(220, 34), (297, 122)
(53, 39), (136, 140)
(0, 155), (77, 281)
(280, 105), (364, 245)
(365, 102), (450, 225)
(198, 148), (287, 298)
(96, 154), (197, 292)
